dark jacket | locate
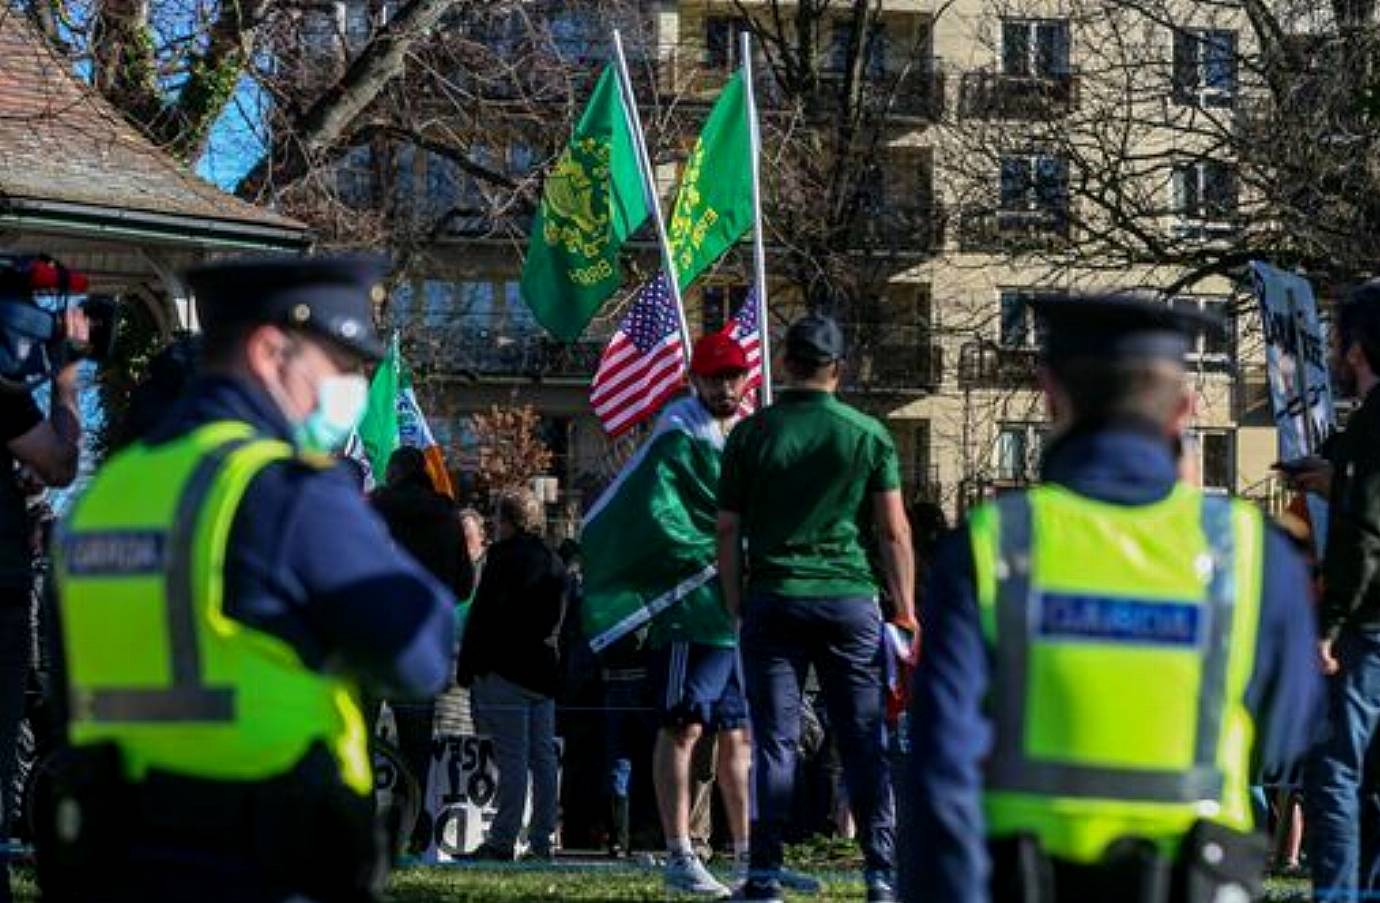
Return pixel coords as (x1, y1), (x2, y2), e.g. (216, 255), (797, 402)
(371, 479), (474, 602)
(904, 422), (1321, 903)
(455, 531), (566, 697)
(1322, 387), (1380, 639)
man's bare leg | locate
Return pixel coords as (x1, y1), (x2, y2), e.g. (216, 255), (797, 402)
(657, 723), (729, 897)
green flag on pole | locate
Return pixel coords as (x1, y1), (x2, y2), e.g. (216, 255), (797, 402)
(668, 71), (754, 289)
(520, 66), (651, 341)
(357, 333), (401, 479)
(580, 396), (735, 653)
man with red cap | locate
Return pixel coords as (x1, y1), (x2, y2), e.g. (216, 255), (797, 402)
(584, 330), (772, 898)
(647, 332), (754, 898)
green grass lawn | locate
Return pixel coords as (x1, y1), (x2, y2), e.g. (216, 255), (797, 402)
(7, 840), (1313, 902)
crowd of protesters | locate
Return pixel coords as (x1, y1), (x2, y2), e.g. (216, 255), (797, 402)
(5, 257), (1380, 903)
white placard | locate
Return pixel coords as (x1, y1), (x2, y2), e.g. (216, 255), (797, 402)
(1250, 261), (1335, 550)
(374, 729), (561, 863)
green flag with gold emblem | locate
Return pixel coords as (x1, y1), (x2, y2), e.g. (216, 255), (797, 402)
(668, 72), (754, 289)
(520, 66), (650, 341)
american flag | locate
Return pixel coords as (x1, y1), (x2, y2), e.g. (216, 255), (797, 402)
(591, 272), (687, 437)
(725, 285), (764, 413)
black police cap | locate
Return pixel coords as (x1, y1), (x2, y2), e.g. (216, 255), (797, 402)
(785, 313), (846, 364)
(1029, 293), (1224, 366)
(186, 255), (388, 361)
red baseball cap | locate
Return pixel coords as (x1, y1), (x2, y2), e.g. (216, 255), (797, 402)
(691, 331), (749, 377)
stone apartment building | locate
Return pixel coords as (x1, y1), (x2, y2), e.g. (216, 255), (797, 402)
(359, 0), (1281, 518)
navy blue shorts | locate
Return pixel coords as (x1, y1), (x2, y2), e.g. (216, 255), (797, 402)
(650, 641), (748, 732)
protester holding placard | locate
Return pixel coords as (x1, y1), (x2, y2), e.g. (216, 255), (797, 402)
(1298, 282), (1380, 899)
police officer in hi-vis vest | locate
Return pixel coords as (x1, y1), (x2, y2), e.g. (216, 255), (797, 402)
(37, 257), (455, 902)
(902, 295), (1322, 903)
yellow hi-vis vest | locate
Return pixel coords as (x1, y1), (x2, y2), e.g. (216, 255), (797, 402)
(55, 421), (372, 796)
(969, 483), (1264, 864)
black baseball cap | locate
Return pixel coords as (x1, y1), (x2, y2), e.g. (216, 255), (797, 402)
(187, 254), (388, 361)
(785, 313), (846, 364)
(1029, 294), (1223, 366)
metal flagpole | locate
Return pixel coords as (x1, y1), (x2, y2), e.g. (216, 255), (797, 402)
(611, 29), (694, 363)
(740, 30), (773, 404)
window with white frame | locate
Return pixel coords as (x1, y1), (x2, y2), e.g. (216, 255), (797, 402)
(1172, 28), (1237, 108)
(1001, 19), (1070, 79)
(1171, 160), (1237, 236)
(999, 154), (1069, 223)
(998, 290), (1059, 347)
(1185, 428), (1235, 492)
(995, 422), (1048, 483)
(1170, 296), (1233, 365)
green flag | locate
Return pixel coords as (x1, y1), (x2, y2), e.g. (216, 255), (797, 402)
(581, 396), (735, 653)
(357, 333), (401, 478)
(668, 71), (754, 289)
(520, 66), (651, 341)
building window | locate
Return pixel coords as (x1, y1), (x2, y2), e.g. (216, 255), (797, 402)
(1172, 160), (1237, 237)
(705, 17), (751, 69)
(337, 145), (374, 207)
(1001, 19), (1070, 79)
(999, 154), (1069, 223)
(828, 20), (887, 77)
(1172, 29), (1237, 107)
(700, 284), (749, 335)
(998, 290), (1057, 347)
(995, 422), (1047, 483)
(1171, 296), (1233, 365)
(911, 419), (936, 496)
(1186, 428), (1235, 492)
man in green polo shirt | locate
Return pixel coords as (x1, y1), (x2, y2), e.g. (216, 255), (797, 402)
(718, 314), (916, 903)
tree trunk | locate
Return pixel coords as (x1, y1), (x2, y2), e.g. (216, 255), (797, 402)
(237, 0), (463, 201)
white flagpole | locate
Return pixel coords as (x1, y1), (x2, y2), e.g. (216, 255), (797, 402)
(740, 30), (773, 405)
(611, 30), (694, 363)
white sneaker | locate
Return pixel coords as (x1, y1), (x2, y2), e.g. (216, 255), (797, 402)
(665, 852), (731, 898)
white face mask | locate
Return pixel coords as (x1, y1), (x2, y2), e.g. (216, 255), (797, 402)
(295, 373), (369, 453)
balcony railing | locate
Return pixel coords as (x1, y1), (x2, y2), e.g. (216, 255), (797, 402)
(406, 330), (605, 381)
(845, 339), (943, 392)
(816, 65), (947, 121)
(957, 341), (1040, 390)
(856, 203), (943, 254)
(957, 206), (1069, 253)
(958, 71), (1078, 120)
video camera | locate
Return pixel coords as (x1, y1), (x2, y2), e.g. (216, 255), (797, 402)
(0, 255), (119, 392)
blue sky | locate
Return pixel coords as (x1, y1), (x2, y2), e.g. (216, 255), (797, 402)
(194, 75), (269, 190)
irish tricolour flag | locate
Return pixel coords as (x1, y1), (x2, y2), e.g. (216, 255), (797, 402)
(352, 333), (455, 497)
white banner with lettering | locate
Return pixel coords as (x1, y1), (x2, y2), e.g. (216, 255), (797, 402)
(374, 726), (561, 862)
(1250, 261), (1335, 548)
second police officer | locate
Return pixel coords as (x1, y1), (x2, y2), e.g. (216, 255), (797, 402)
(38, 256), (456, 902)
(904, 296), (1322, 903)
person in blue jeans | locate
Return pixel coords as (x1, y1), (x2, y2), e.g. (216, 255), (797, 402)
(717, 315), (916, 903)
(1292, 283), (1380, 901)
(456, 488), (567, 861)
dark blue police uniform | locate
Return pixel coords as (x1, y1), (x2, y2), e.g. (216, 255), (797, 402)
(39, 257), (454, 903)
(143, 374), (455, 698)
(903, 361), (1322, 900)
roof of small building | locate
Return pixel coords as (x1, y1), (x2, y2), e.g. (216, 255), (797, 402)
(0, 9), (308, 249)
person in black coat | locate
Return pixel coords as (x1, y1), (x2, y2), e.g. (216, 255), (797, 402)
(369, 446), (472, 853)
(457, 488), (566, 860)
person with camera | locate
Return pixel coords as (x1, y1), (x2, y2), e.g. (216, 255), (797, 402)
(38, 256), (455, 902)
(0, 257), (93, 903)
(905, 296), (1321, 903)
